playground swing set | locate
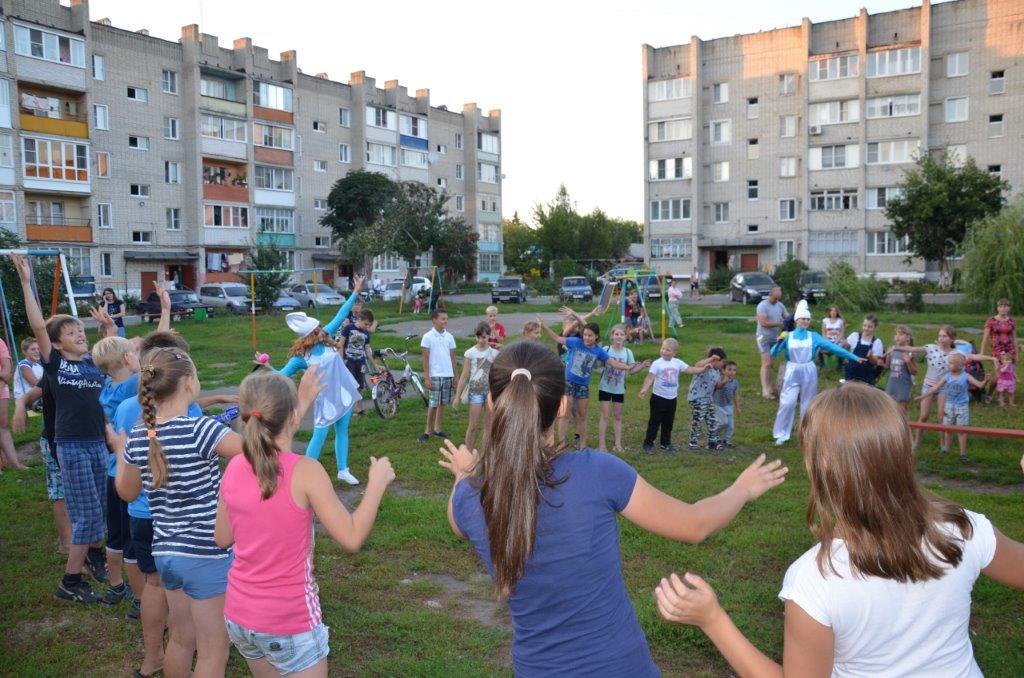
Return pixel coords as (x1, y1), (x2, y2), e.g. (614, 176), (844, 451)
(595, 269), (677, 344)
(0, 249), (77, 365)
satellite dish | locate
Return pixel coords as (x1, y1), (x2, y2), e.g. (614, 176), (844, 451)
(427, 151), (439, 165)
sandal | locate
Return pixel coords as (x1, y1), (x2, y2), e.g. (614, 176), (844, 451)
(133, 670), (162, 678)
(612, 445), (626, 454)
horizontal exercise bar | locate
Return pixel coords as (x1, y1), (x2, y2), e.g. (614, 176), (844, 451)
(909, 420), (1024, 440)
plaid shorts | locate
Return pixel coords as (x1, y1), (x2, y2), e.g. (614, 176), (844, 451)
(565, 380), (590, 400)
(39, 437), (64, 501)
(57, 439), (108, 545)
(428, 376), (454, 408)
(943, 403), (970, 427)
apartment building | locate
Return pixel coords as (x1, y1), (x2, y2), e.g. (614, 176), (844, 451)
(0, 0), (502, 296)
(642, 0), (1023, 279)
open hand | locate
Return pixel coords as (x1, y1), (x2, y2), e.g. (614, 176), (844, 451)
(353, 274), (365, 292)
(732, 453), (787, 502)
(88, 306), (113, 325)
(438, 438), (477, 480)
(368, 456), (396, 487)
(297, 365), (326, 404)
(154, 280), (171, 308)
(9, 253), (30, 282)
(654, 572), (723, 630)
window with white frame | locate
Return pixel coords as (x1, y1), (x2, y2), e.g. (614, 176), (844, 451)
(164, 161), (180, 184)
(712, 83), (729, 104)
(162, 70), (178, 94)
(650, 237), (692, 258)
(93, 104), (109, 130)
(164, 117), (179, 140)
(647, 78), (693, 101)
(479, 252), (502, 274)
(455, 195), (464, 211)
(650, 198), (691, 221)
(201, 115), (246, 142)
(946, 144), (968, 168)
(312, 120), (327, 132)
(865, 94), (920, 118)
(339, 107), (350, 127)
(95, 152), (110, 178)
(809, 144), (858, 170)
(132, 231), (151, 244)
(166, 207), (181, 230)
(714, 202), (729, 223)
(204, 204), (248, 228)
(809, 188), (858, 211)
(200, 76), (237, 101)
(455, 133), (464, 149)
(437, 178), (448, 189)
(747, 97), (759, 119)
(60, 247), (92, 276)
(400, 115), (428, 139)
(96, 202), (111, 228)
(779, 73), (797, 95)
(401, 149), (428, 168)
(338, 143), (350, 163)
(866, 139), (918, 164)
(479, 132), (501, 154)
(314, 199), (328, 211)
(128, 135), (149, 150)
(779, 115), (797, 138)
(780, 156), (798, 177)
(366, 106), (396, 130)
(437, 144), (447, 154)
(990, 71), (1005, 95)
(747, 138), (759, 160)
(987, 164), (1002, 178)
(100, 252), (112, 277)
(127, 86), (147, 102)
(92, 54), (104, 80)
(808, 99), (860, 125)
(13, 24), (85, 67)
(648, 157), (692, 181)
(778, 199), (797, 221)
(945, 97), (968, 123)
(23, 137), (89, 181)
(129, 183), (150, 198)
(479, 223), (501, 242)
(777, 240), (795, 262)
(809, 231), (857, 256)
(808, 54), (859, 81)
(254, 122), (293, 149)
(0, 134), (12, 168)
(710, 119), (731, 145)
(254, 165), (294, 191)
(478, 162), (499, 183)
(747, 179), (759, 200)
(866, 186), (903, 209)
(374, 253), (400, 271)
(988, 114), (1003, 137)
(867, 231), (910, 255)
(713, 161), (730, 182)
(455, 164), (464, 180)
(314, 160), (327, 172)
(0, 191), (13, 228)
(866, 47), (921, 77)
(946, 52), (969, 78)
(314, 235), (331, 249)
(254, 207), (294, 233)
(366, 142), (396, 166)
(648, 118), (693, 142)
(253, 81), (293, 111)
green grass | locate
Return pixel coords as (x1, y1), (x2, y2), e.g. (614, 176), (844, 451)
(2, 302), (1022, 676)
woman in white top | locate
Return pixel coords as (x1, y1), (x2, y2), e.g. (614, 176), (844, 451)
(652, 382), (1024, 677)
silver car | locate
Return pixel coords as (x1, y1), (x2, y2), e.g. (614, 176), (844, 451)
(199, 282), (256, 314)
(288, 283), (345, 308)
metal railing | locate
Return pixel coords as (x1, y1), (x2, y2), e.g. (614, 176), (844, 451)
(25, 216), (91, 227)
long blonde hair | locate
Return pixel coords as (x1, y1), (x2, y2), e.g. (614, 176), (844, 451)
(138, 347), (197, 490)
(239, 371), (298, 499)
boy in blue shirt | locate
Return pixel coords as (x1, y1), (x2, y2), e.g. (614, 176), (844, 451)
(916, 352), (988, 461)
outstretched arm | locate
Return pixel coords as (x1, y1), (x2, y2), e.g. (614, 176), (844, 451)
(155, 281), (172, 333)
(813, 334), (861, 363)
(538, 317), (567, 346)
(323, 275), (364, 335)
(10, 255), (51, 359)
(277, 354), (308, 378)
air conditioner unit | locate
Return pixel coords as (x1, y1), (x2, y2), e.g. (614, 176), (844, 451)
(809, 125), (823, 136)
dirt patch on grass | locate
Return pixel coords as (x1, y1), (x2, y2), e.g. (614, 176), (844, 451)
(8, 610), (75, 645)
(918, 472), (1024, 496)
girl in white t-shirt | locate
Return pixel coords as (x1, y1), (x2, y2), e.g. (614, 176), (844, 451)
(653, 382), (1024, 677)
(454, 322), (499, 449)
(818, 306), (844, 370)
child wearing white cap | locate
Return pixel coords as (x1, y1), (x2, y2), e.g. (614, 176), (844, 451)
(770, 300), (863, 445)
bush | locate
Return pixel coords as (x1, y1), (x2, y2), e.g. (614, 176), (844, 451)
(901, 281), (925, 313)
(529, 277), (559, 297)
(772, 257), (809, 305)
(551, 258), (586, 281)
(823, 261), (889, 312)
(961, 200), (1024, 310)
(705, 266), (736, 292)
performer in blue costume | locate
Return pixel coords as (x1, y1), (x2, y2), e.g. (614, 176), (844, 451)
(277, 275), (366, 484)
(771, 299), (863, 445)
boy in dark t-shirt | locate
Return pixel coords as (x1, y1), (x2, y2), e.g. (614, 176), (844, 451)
(338, 309), (381, 415)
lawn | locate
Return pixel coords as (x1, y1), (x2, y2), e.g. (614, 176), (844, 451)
(1, 301), (1022, 677)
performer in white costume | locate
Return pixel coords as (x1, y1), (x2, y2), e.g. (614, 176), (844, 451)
(771, 300), (863, 445)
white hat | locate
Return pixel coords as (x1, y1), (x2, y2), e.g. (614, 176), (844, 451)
(286, 312), (320, 338)
(794, 299), (811, 321)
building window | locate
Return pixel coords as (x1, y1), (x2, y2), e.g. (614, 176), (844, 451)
(314, 236), (331, 249)
(455, 164), (464, 180)
(60, 247), (91, 276)
(712, 82), (729, 104)
(313, 120), (327, 133)
(202, 115), (247, 142)
(338, 143), (350, 163)
(478, 132), (501, 154)
(161, 70), (178, 94)
(22, 138), (89, 182)
(100, 252), (112, 278)
(865, 94), (920, 118)
(438, 178), (449, 189)
(478, 162), (499, 183)
(809, 189), (858, 211)
(809, 231), (858, 257)
(778, 199), (797, 221)
(96, 152), (110, 178)
(714, 203), (729, 223)
(338, 107), (350, 127)
(314, 160), (327, 173)
(201, 76), (237, 101)
(128, 135), (149, 151)
(130, 183), (150, 198)
(777, 240), (795, 262)
(647, 78), (693, 101)
(437, 144), (447, 154)
(314, 199), (328, 211)
(867, 231), (910, 255)
(479, 252), (502, 274)
(253, 81), (293, 112)
(780, 156), (798, 177)
(946, 52), (969, 78)
(0, 134), (10, 170)
(747, 138), (759, 160)
(748, 224), (760, 234)
(808, 54), (859, 81)
(127, 87), (148, 102)
(945, 97), (969, 123)
(13, 25), (85, 67)
(204, 204), (249, 228)
(747, 179), (759, 200)
(649, 157), (692, 180)
(132, 231), (152, 244)
(254, 207), (294, 233)
(650, 198), (691, 221)
(254, 122), (293, 149)
(0, 191), (14, 228)
(366, 106), (395, 130)
(866, 139), (918, 165)
(710, 119), (731, 145)
(779, 73), (797, 95)
(779, 115), (797, 138)
(92, 54), (105, 80)
(808, 99), (860, 126)
(713, 161), (730, 182)
(810, 144), (858, 170)
(866, 47), (921, 77)
(987, 164), (1002, 178)
(455, 195), (464, 212)
(93, 104), (109, 130)
(401, 149), (429, 168)
(400, 115), (429, 139)
(650, 237), (692, 259)
(366, 142), (396, 166)
(96, 203), (111, 229)
(164, 117), (179, 140)
(455, 133), (464, 150)
(164, 161), (180, 184)
(990, 70), (1005, 95)
(746, 97), (759, 119)
(166, 208), (181, 230)
(866, 186), (903, 209)
(649, 118), (693, 142)
(988, 114), (1004, 138)
(254, 165), (294, 191)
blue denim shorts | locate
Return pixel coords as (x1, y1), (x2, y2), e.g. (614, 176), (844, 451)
(225, 619), (330, 675)
(155, 553), (233, 600)
(467, 391), (487, 405)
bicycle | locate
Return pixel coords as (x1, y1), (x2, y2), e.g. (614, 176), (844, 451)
(370, 333), (428, 419)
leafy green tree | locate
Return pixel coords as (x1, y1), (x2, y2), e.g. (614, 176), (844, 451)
(321, 170), (398, 274)
(885, 154), (1007, 283)
(432, 217), (480, 283)
(531, 186), (637, 270)
(502, 213), (542, 274)
(0, 229), (61, 335)
(824, 261), (888, 312)
(374, 181), (448, 273)
(772, 257), (809, 305)
(961, 200), (1024, 310)
(247, 237), (291, 313)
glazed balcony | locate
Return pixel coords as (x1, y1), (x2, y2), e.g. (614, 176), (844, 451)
(20, 109), (89, 138)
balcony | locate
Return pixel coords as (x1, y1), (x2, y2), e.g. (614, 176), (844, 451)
(26, 216), (92, 243)
(201, 135), (247, 161)
(256, 231), (296, 248)
(20, 109), (89, 138)
(203, 163), (248, 203)
(200, 95), (246, 118)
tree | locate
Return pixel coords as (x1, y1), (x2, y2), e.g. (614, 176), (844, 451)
(432, 218), (480, 283)
(247, 238), (291, 313)
(374, 181), (449, 274)
(885, 154), (1007, 283)
(0, 229), (61, 332)
(772, 257), (809, 305)
(531, 186), (637, 270)
(321, 170), (398, 274)
(961, 200), (1024, 310)
(502, 213), (542, 274)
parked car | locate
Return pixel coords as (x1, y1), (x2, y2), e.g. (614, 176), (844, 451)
(135, 289), (213, 322)
(639, 274), (664, 301)
(288, 283), (345, 308)
(409, 276), (432, 296)
(559, 276), (593, 303)
(729, 272), (776, 304)
(199, 282), (256, 314)
(491, 276), (527, 304)
(799, 271), (828, 304)
(382, 281), (405, 302)
(273, 289), (300, 312)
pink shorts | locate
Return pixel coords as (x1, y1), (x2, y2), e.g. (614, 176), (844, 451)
(996, 378), (1016, 393)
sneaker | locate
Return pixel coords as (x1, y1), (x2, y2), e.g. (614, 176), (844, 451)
(336, 468), (360, 485)
(659, 444), (677, 453)
(417, 433), (431, 443)
(774, 437), (787, 446)
(85, 556), (109, 584)
(959, 454), (969, 462)
(101, 582), (129, 606)
(433, 430), (450, 440)
(688, 441), (699, 450)
(708, 443), (724, 452)
(642, 444), (654, 454)
(55, 579), (101, 603)
(126, 598), (141, 621)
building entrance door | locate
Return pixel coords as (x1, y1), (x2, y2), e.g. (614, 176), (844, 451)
(740, 253), (759, 271)
(709, 250), (729, 272)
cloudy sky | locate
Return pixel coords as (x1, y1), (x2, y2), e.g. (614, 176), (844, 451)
(91, 0), (924, 223)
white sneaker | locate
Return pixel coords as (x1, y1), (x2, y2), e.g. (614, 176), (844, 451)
(774, 437), (787, 446)
(336, 468), (360, 485)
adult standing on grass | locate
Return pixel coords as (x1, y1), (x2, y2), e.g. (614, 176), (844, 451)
(689, 266), (700, 299)
(654, 382), (1024, 677)
(439, 341), (788, 677)
(667, 278), (684, 328)
(756, 286), (787, 399)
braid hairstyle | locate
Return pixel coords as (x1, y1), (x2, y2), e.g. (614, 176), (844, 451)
(138, 347), (197, 490)
(238, 370), (298, 499)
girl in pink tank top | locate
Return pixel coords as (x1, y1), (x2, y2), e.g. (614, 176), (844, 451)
(215, 370), (395, 676)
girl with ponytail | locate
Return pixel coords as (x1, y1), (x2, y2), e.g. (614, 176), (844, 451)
(439, 341), (789, 676)
(215, 370), (395, 676)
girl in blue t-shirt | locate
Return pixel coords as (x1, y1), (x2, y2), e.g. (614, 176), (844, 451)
(438, 341), (788, 677)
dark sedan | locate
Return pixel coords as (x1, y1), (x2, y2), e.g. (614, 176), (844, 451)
(729, 272), (776, 304)
(135, 289), (214, 322)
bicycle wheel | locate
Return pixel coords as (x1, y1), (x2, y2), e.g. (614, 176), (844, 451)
(408, 373), (428, 406)
(372, 382), (398, 419)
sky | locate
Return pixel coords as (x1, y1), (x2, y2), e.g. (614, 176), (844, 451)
(90, 0), (926, 224)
